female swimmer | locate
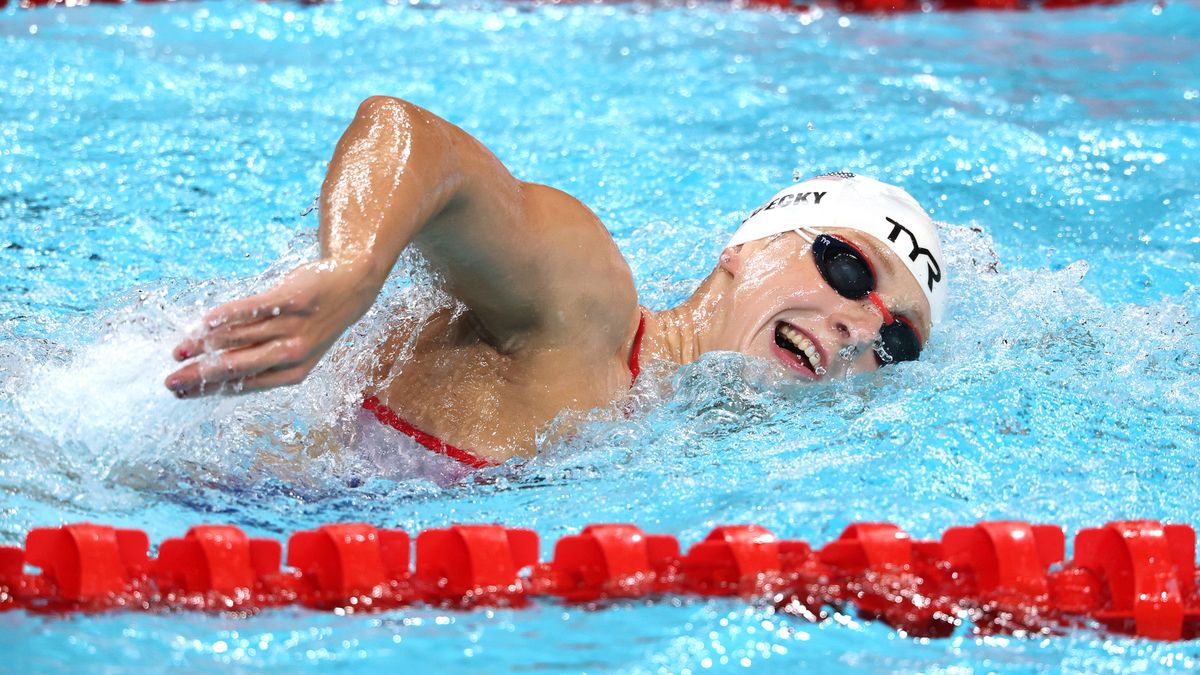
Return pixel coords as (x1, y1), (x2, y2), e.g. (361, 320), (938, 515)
(164, 97), (947, 468)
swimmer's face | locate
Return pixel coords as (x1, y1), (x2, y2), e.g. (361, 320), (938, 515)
(713, 229), (932, 381)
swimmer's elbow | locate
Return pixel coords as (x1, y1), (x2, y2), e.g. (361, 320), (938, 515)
(357, 95), (409, 116)
(351, 96), (460, 162)
(348, 95), (514, 210)
(354, 95), (419, 129)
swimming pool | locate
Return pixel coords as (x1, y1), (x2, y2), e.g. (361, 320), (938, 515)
(2, 0), (1198, 670)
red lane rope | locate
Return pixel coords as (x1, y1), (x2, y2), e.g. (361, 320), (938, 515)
(2, 519), (1198, 641)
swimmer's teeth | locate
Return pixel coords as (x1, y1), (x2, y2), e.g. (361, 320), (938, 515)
(779, 325), (822, 371)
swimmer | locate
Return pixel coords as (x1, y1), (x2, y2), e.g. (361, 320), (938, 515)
(164, 97), (947, 468)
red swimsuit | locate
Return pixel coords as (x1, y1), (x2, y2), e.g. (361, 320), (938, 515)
(362, 312), (647, 470)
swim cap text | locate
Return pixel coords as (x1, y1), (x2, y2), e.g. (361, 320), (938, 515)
(743, 191), (827, 223)
(885, 217), (942, 291)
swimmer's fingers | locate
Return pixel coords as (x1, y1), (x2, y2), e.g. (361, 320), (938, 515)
(201, 288), (299, 331)
(173, 263), (332, 361)
(167, 261), (374, 394)
(170, 294), (280, 361)
(225, 364), (317, 395)
(164, 339), (311, 398)
(172, 318), (295, 361)
(205, 265), (328, 330)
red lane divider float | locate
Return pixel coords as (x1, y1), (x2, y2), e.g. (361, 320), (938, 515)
(3, 520), (1200, 641)
(414, 524), (538, 606)
(288, 523), (411, 609)
(6, 0), (1143, 13)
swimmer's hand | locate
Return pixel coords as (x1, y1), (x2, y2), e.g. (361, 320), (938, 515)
(164, 259), (380, 397)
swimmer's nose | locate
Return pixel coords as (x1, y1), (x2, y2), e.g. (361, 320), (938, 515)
(827, 300), (884, 350)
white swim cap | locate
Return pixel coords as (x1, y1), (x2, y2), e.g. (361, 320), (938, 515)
(727, 172), (947, 326)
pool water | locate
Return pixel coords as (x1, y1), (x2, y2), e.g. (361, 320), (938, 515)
(2, 0), (1199, 671)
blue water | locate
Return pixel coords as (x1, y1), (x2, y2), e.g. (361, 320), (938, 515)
(2, 0), (1199, 671)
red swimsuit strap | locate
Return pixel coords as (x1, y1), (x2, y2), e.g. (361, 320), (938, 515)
(362, 396), (499, 469)
(628, 309), (647, 383)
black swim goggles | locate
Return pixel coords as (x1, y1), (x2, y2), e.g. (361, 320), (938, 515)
(809, 233), (923, 365)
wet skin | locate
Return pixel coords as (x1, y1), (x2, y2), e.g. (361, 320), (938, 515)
(165, 97), (932, 461)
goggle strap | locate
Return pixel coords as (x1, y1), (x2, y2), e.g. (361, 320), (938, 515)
(867, 292), (894, 325)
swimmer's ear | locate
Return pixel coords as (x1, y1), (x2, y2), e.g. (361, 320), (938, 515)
(718, 245), (745, 277)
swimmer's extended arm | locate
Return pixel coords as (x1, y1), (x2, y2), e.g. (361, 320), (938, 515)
(166, 96), (635, 396)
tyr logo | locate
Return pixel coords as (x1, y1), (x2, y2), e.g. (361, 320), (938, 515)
(885, 217), (942, 291)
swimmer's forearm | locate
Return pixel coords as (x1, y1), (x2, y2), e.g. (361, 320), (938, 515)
(316, 96), (454, 286)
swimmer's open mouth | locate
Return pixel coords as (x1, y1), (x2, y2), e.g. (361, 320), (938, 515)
(773, 322), (823, 377)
